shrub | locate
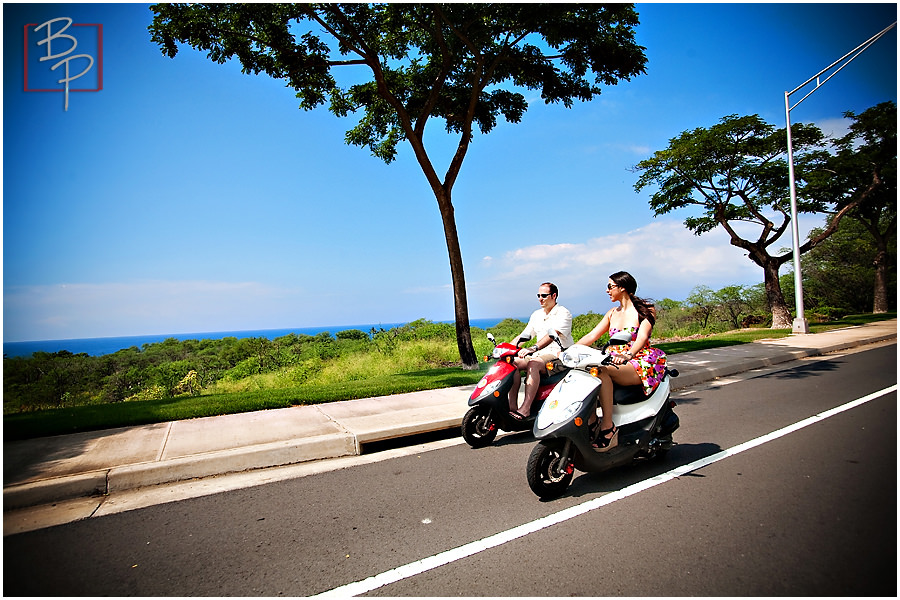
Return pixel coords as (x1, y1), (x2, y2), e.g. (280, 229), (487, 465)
(807, 306), (849, 322)
(223, 356), (261, 381)
(336, 329), (369, 341)
(125, 384), (168, 402)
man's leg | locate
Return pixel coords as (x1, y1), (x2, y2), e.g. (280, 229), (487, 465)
(508, 357), (529, 412)
(508, 369), (522, 412)
(518, 357), (547, 417)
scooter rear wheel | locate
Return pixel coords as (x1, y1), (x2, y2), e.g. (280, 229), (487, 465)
(462, 405), (498, 448)
(526, 440), (574, 500)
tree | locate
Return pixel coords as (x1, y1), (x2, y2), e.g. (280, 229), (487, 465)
(800, 215), (896, 315)
(633, 113), (862, 328)
(806, 101), (896, 313)
(713, 285), (748, 330)
(685, 285), (716, 329)
(149, 3), (648, 368)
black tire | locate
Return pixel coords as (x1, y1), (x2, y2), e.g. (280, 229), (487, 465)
(526, 440), (574, 500)
(462, 405), (498, 448)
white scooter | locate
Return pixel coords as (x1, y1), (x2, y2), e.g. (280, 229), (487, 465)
(526, 331), (680, 500)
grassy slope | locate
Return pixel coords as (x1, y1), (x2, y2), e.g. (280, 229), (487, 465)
(4, 314), (893, 440)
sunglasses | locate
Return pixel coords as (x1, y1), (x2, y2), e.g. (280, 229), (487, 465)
(607, 283), (619, 290)
(537, 293), (551, 298)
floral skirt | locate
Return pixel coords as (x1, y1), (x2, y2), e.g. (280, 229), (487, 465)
(614, 345), (667, 396)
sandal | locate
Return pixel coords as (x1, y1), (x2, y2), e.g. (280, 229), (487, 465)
(509, 410), (529, 421)
(592, 425), (618, 452)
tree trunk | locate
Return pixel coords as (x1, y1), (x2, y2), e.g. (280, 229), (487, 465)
(872, 245), (889, 313)
(763, 260), (793, 328)
(434, 187), (478, 369)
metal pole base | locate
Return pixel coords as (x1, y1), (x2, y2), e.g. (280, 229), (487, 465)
(792, 318), (810, 334)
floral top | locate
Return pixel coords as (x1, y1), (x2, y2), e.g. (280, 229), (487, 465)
(610, 326), (667, 396)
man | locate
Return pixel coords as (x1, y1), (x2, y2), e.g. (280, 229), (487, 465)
(508, 282), (573, 420)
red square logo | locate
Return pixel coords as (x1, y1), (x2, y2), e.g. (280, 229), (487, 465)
(24, 18), (103, 108)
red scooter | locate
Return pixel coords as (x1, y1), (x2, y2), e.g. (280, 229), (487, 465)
(461, 333), (568, 448)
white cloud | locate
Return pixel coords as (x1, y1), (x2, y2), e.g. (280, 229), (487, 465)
(812, 116), (851, 140)
(3, 280), (310, 341)
(467, 218), (825, 320)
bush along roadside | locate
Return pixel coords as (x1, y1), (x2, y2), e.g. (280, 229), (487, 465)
(3, 313), (894, 440)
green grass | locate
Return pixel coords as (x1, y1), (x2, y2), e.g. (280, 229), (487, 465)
(4, 313), (893, 441)
(2, 364), (491, 441)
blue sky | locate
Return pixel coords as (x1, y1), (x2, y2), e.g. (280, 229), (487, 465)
(3, 2), (897, 342)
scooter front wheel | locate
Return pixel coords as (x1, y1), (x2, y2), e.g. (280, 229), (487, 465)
(462, 405), (498, 448)
(526, 440), (574, 500)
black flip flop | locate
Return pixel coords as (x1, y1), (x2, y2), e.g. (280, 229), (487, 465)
(509, 410), (529, 421)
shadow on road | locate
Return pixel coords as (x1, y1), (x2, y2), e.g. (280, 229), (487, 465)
(558, 442), (724, 500)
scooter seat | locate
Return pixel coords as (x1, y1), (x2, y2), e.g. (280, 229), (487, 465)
(613, 384), (647, 405)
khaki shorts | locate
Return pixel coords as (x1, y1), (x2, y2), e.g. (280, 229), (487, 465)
(536, 352), (559, 364)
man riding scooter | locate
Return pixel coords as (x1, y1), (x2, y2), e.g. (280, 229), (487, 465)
(508, 282), (574, 421)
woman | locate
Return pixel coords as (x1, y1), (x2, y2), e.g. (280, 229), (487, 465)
(576, 271), (667, 452)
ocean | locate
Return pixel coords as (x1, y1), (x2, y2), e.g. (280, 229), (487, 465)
(3, 318), (516, 358)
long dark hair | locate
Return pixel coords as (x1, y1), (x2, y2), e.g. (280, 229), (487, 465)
(610, 271), (656, 326)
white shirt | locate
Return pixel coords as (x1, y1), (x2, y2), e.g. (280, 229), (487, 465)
(518, 304), (573, 349)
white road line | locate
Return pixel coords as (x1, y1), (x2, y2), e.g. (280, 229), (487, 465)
(313, 385), (897, 598)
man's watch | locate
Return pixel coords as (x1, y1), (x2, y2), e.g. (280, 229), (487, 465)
(530, 345), (539, 353)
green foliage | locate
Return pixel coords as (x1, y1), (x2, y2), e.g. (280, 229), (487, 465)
(336, 329), (368, 341)
(5, 312), (894, 439)
(804, 102), (897, 314)
(634, 114), (827, 234)
(572, 312), (606, 345)
(148, 3), (648, 163)
(631, 107), (895, 327)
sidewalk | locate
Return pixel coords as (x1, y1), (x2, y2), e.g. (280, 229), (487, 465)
(4, 320), (896, 512)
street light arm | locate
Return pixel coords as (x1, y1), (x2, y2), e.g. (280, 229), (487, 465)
(787, 21), (897, 111)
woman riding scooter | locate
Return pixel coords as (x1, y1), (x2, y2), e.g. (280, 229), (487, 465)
(575, 271), (667, 451)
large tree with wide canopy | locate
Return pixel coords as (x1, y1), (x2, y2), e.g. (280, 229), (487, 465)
(149, 3), (648, 367)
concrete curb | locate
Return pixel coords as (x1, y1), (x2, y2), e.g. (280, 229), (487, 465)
(3, 471), (109, 511)
(107, 433), (358, 492)
(3, 433), (358, 510)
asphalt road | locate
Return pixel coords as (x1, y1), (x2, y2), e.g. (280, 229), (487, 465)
(4, 343), (896, 596)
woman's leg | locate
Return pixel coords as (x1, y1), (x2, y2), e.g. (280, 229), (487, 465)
(607, 362), (642, 388)
(595, 364), (641, 429)
(593, 363), (643, 449)
(596, 368), (614, 430)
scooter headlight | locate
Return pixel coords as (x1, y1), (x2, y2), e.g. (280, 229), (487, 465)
(558, 398), (583, 421)
(536, 396), (584, 430)
(474, 379), (503, 402)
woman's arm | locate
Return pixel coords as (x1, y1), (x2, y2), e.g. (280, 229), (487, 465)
(625, 319), (653, 358)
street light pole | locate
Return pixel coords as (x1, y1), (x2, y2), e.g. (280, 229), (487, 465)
(784, 20), (896, 334)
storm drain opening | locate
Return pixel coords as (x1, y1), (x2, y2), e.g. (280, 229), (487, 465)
(360, 427), (461, 455)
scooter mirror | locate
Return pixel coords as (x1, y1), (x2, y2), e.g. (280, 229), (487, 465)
(548, 331), (565, 349)
(486, 333), (496, 345)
